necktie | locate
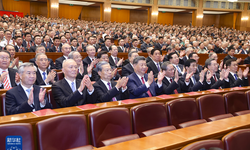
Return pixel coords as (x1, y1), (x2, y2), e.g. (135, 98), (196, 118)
(156, 63), (160, 72)
(71, 82), (76, 92)
(234, 74), (238, 80)
(42, 72), (46, 81)
(192, 76), (196, 85)
(141, 77), (152, 97)
(26, 88), (31, 97)
(213, 74), (217, 82)
(2, 71), (11, 89)
(121, 47), (124, 51)
(176, 65), (181, 73)
(107, 82), (117, 101)
(27, 42), (30, 48)
(115, 58), (118, 65)
(170, 78), (178, 94)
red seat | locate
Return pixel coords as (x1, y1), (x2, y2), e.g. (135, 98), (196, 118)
(224, 91), (250, 116)
(166, 98), (207, 128)
(36, 114), (89, 150)
(223, 129), (250, 150)
(47, 89), (58, 108)
(181, 139), (224, 150)
(197, 94), (233, 121)
(67, 145), (94, 150)
(101, 134), (139, 146)
(130, 102), (176, 137)
(1, 93), (6, 116)
(0, 123), (34, 150)
(57, 71), (64, 80)
(89, 107), (134, 147)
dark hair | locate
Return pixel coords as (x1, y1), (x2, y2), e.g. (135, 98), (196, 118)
(132, 39), (138, 43)
(25, 32), (31, 37)
(133, 56), (145, 65)
(71, 38), (77, 42)
(14, 36), (22, 40)
(184, 59), (196, 68)
(168, 52), (178, 61)
(188, 52), (197, 59)
(105, 38), (111, 42)
(225, 59), (236, 68)
(97, 51), (108, 59)
(151, 49), (161, 55)
(34, 35), (40, 40)
(144, 37), (150, 40)
(161, 61), (172, 71)
(158, 36), (163, 40)
(53, 37), (60, 41)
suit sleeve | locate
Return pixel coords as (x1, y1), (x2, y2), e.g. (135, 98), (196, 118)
(50, 60), (56, 69)
(162, 81), (179, 94)
(127, 78), (149, 97)
(42, 93), (52, 109)
(5, 91), (33, 115)
(55, 59), (62, 70)
(94, 84), (120, 102)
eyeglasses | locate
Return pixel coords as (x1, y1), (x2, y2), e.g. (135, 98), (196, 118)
(0, 56), (10, 60)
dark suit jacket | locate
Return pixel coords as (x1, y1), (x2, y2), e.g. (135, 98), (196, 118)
(82, 56), (92, 67)
(0, 68), (18, 89)
(52, 78), (97, 108)
(55, 56), (66, 70)
(22, 40), (33, 48)
(71, 46), (77, 51)
(223, 55), (237, 65)
(161, 77), (182, 94)
(122, 59), (130, 67)
(117, 46), (125, 52)
(109, 56), (121, 68)
(214, 46), (223, 53)
(194, 64), (203, 74)
(101, 46), (110, 52)
(244, 56), (250, 64)
(207, 73), (230, 89)
(5, 84), (52, 115)
(127, 72), (162, 99)
(140, 43), (152, 52)
(93, 80), (129, 102)
(14, 45), (27, 52)
(29, 58), (56, 70)
(146, 57), (153, 63)
(49, 46), (61, 52)
(92, 66), (120, 81)
(228, 73), (248, 87)
(35, 69), (58, 85)
(147, 61), (160, 78)
(121, 63), (134, 77)
(173, 64), (184, 76)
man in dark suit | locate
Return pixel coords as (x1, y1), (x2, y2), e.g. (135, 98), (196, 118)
(109, 45), (123, 68)
(122, 48), (136, 66)
(70, 38), (78, 51)
(189, 52), (203, 74)
(181, 47), (194, 64)
(35, 53), (57, 85)
(147, 49), (162, 78)
(127, 56), (164, 99)
(121, 51), (138, 77)
(154, 36), (167, 51)
(101, 38), (111, 52)
(93, 61), (129, 102)
(0, 50), (19, 89)
(244, 50), (250, 64)
(52, 59), (96, 108)
(179, 59), (210, 92)
(131, 39), (141, 52)
(223, 47), (241, 65)
(22, 32), (33, 50)
(82, 45), (96, 67)
(205, 58), (230, 89)
(225, 59), (249, 87)
(6, 62), (52, 115)
(145, 47), (153, 63)
(55, 44), (72, 70)
(14, 36), (27, 52)
(29, 45), (56, 70)
(140, 37), (153, 52)
(49, 37), (61, 52)
(239, 43), (248, 54)
(29, 35), (45, 52)
(117, 39), (126, 52)
(168, 52), (185, 76)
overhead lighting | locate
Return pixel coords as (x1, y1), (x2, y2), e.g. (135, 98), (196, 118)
(158, 8), (185, 12)
(104, 8), (111, 12)
(59, 0), (94, 6)
(152, 12), (158, 16)
(228, 0), (237, 2)
(111, 4), (141, 9)
(203, 11), (229, 15)
(241, 17), (249, 21)
(197, 15), (203, 18)
(51, 3), (59, 8)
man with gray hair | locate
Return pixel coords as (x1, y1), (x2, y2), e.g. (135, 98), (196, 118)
(181, 47), (194, 63)
(121, 51), (139, 77)
(6, 62), (52, 115)
(93, 61), (129, 102)
(127, 56), (164, 98)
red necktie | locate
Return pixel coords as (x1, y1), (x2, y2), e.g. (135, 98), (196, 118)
(92, 58), (96, 68)
(213, 74), (217, 82)
(170, 78), (178, 94)
(2, 71), (11, 89)
(27, 42), (30, 48)
(141, 77), (152, 97)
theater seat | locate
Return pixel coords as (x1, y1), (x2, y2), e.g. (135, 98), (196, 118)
(223, 129), (250, 150)
(181, 139), (224, 150)
(141, 126), (176, 137)
(67, 145), (94, 150)
(100, 134), (139, 146)
(1, 93), (6, 116)
(36, 114), (89, 150)
(57, 71), (64, 80)
(0, 123), (34, 150)
(47, 89), (58, 109)
(166, 98), (207, 128)
(224, 91), (250, 116)
(130, 102), (176, 137)
(197, 94), (233, 121)
(89, 107), (134, 147)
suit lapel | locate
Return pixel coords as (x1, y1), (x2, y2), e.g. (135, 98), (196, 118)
(62, 78), (74, 94)
(8, 69), (16, 87)
(99, 80), (109, 91)
(36, 70), (45, 85)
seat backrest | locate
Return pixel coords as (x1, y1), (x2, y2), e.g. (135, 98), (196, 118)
(47, 89), (58, 109)
(181, 139), (224, 150)
(89, 107), (132, 147)
(245, 90), (250, 109)
(130, 102), (169, 134)
(57, 71), (64, 80)
(1, 93), (6, 116)
(166, 98), (200, 128)
(0, 123), (34, 150)
(197, 94), (226, 120)
(36, 114), (89, 150)
(223, 129), (250, 150)
(223, 91), (248, 114)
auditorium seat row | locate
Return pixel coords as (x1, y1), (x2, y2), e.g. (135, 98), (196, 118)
(181, 128), (250, 150)
(1, 91), (250, 150)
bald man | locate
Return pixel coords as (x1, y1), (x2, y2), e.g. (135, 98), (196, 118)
(52, 59), (97, 108)
(55, 44), (71, 70)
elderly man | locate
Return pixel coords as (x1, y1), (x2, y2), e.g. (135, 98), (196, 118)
(109, 45), (123, 68)
(52, 59), (96, 108)
(5, 62), (52, 115)
(93, 61), (129, 102)
(6, 45), (22, 69)
(127, 56), (164, 98)
(55, 43), (72, 70)
(0, 50), (20, 89)
(29, 45), (56, 69)
(35, 53), (57, 85)
(121, 51), (139, 77)
(82, 45), (97, 67)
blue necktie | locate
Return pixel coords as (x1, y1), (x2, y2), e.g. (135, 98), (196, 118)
(157, 63), (160, 72)
(71, 82), (76, 92)
(42, 72), (46, 81)
(26, 89), (31, 97)
(234, 74), (238, 80)
(192, 76), (196, 85)
(176, 65), (181, 73)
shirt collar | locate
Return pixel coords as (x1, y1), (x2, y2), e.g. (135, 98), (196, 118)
(64, 77), (76, 87)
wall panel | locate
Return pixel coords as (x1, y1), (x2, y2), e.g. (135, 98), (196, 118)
(219, 13), (234, 28)
(59, 4), (82, 20)
(158, 12), (173, 25)
(2, 0), (30, 15)
(130, 10), (147, 23)
(111, 8), (130, 23)
(81, 6), (100, 21)
(30, 2), (47, 17)
(203, 14), (220, 27)
(173, 13), (192, 25)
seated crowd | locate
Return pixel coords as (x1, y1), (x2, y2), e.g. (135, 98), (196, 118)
(0, 14), (250, 115)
